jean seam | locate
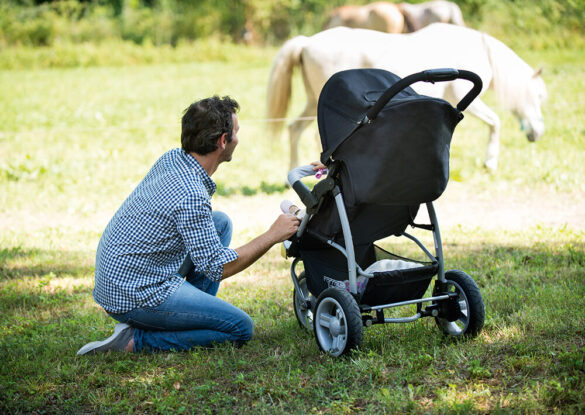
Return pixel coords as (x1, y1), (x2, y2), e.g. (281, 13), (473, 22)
(129, 308), (246, 338)
(168, 310), (244, 337)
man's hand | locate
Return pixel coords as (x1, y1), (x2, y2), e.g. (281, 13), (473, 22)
(267, 214), (301, 244)
(222, 213), (300, 279)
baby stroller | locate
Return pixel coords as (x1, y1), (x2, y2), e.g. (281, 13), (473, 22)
(283, 68), (485, 356)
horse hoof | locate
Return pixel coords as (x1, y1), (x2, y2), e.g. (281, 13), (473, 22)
(484, 159), (498, 171)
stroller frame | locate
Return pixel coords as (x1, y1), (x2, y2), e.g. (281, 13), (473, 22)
(286, 167), (485, 357)
(289, 182), (448, 317)
(284, 68), (485, 356)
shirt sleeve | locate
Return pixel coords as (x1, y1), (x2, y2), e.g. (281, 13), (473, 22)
(174, 193), (238, 282)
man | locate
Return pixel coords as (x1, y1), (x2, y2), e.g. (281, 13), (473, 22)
(77, 96), (300, 354)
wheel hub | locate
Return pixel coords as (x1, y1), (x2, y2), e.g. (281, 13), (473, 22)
(329, 316), (343, 337)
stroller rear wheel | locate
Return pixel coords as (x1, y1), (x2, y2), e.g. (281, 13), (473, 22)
(435, 270), (485, 337)
(293, 272), (314, 330)
(314, 287), (363, 356)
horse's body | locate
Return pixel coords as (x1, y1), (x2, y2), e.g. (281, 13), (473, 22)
(324, 1), (463, 33)
(324, 2), (404, 33)
(266, 23), (546, 171)
(399, 1), (465, 32)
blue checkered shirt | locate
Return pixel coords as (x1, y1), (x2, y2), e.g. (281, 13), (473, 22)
(93, 148), (238, 313)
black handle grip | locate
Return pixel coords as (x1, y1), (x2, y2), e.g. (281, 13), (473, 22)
(292, 181), (318, 210)
(365, 68), (483, 121)
(423, 68), (459, 82)
(453, 69), (483, 111)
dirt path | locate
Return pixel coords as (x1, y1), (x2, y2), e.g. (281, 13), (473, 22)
(427, 182), (585, 230)
(216, 183), (584, 244)
(2, 183), (582, 250)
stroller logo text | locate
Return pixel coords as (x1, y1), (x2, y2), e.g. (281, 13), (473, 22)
(323, 276), (345, 290)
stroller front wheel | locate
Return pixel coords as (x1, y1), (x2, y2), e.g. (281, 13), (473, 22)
(314, 287), (363, 356)
(434, 270), (485, 337)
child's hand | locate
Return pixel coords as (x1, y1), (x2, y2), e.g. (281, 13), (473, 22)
(310, 161), (327, 171)
(310, 161), (328, 179)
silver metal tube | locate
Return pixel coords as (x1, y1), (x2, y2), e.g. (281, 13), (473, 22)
(334, 192), (357, 294)
(385, 313), (422, 323)
(426, 202), (445, 282)
(402, 232), (437, 263)
(368, 294), (451, 311)
(296, 213), (311, 238)
(326, 240), (369, 276)
(289, 257), (306, 303)
(326, 240), (348, 258)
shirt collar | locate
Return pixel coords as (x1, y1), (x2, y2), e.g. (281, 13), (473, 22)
(182, 149), (217, 196)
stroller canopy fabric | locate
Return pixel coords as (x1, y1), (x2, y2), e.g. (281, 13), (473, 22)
(319, 69), (416, 162)
(317, 68), (463, 206)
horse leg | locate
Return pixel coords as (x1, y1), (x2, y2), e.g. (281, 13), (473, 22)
(288, 102), (317, 171)
(462, 98), (501, 171)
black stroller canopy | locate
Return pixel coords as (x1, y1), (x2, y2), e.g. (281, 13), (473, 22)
(317, 68), (463, 206)
(318, 69), (418, 163)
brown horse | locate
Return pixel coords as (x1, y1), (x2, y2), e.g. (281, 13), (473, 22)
(324, 2), (404, 33)
(399, 1), (465, 32)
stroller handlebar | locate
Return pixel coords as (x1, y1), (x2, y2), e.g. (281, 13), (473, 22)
(365, 68), (483, 122)
(287, 165), (319, 210)
(452, 70), (484, 111)
(287, 165), (316, 186)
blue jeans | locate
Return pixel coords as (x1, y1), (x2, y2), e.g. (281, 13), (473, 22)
(110, 211), (253, 352)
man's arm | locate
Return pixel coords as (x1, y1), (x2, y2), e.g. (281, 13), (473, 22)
(222, 214), (300, 279)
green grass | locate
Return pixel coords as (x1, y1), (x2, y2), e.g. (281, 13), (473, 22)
(1, 230), (584, 413)
(1, 42), (584, 413)
(0, 39), (277, 70)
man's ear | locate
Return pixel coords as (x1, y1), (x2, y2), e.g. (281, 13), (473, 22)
(218, 132), (228, 150)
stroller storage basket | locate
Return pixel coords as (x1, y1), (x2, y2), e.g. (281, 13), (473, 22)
(362, 268), (435, 306)
(301, 243), (437, 307)
(301, 244), (372, 299)
(362, 244), (437, 306)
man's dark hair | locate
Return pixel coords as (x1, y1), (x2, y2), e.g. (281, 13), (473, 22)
(181, 96), (240, 155)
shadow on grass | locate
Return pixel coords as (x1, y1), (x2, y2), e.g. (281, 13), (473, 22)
(0, 246), (93, 281)
(2, 238), (584, 348)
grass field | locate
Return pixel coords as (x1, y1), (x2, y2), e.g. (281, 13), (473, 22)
(1, 41), (584, 413)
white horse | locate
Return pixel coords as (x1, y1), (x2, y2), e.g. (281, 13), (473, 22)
(266, 23), (547, 171)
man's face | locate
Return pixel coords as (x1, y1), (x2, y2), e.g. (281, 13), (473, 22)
(220, 113), (239, 163)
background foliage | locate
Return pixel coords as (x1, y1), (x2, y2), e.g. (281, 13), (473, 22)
(1, 0), (584, 50)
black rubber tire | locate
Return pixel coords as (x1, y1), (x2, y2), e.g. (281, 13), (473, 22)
(293, 273), (314, 330)
(313, 287), (363, 356)
(435, 269), (485, 337)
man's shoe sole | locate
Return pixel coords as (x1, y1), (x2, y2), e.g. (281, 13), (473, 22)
(76, 323), (132, 355)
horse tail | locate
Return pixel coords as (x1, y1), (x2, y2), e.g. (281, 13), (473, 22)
(266, 35), (308, 137)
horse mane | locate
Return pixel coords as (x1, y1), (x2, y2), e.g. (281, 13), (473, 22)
(482, 32), (535, 112)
